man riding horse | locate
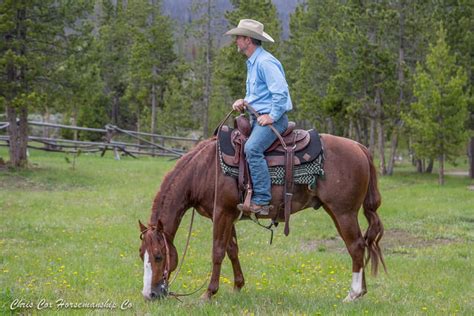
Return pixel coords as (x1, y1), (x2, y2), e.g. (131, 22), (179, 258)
(226, 19), (293, 216)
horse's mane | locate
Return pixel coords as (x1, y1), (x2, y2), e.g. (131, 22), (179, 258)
(149, 137), (216, 225)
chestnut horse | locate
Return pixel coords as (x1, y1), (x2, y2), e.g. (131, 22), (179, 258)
(138, 134), (385, 302)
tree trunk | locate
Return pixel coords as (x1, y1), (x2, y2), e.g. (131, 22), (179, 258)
(42, 110), (49, 139)
(375, 87), (387, 175)
(425, 159), (434, 173)
(7, 105), (29, 168)
(151, 82), (157, 136)
(377, 119), (386, 175)
(72, 106), (78, 141)
(369, 116), (376, 157)
(151, 81), (157, 156)
(136, 113), (141, 152)
(469, 137), (474, 178)
(387, 0), (406, 176)
(6, 6), (28, 168)
(438, 154), (445, 185)
(202, 0), (212, 138)
(357, 119), (365, 145)
(415, 159), (423, 173)
(43, 110), (53, 150)
(326, 117), (335, 135)
(387, 130), (398, 175)
(149, 3), (158, 153)
(112, 94), (120, 125)
(353, 119), (361, 143)
(348, 119), (354, 140)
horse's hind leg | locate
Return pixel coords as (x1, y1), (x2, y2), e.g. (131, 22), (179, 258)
(327, 210), (367, 302)
(226, 225), (245, 292)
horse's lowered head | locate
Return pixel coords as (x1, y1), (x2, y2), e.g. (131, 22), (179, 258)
(138, 220), (177, 300)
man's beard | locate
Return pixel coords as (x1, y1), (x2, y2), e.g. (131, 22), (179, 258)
(237, 44), (247, 54)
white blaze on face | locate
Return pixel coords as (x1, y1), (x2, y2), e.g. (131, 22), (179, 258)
(142, 250), (153, 298)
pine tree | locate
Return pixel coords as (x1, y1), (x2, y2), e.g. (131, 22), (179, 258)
(159, 70), (196, 136)
(125, 0), (177, 137)
(50, 14), (107, 141)
(404, 26), (469, 185)
(187, 0), (221, 138)
(96, 0), (131, 127)
(0, 0), (91, 167)
(285, 0), (396, 144)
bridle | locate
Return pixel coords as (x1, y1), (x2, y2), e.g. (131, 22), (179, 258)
(140, 226), (171, 285)
(161, 231), (171, 283)
(140, 209), (206, 300)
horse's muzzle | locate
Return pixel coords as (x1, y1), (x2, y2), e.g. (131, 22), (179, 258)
(144, 281), (168, 301)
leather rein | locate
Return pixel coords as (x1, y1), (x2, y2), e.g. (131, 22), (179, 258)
(139, 106), (289, 300)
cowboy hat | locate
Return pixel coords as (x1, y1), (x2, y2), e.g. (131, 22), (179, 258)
(225, 19), (274, 43)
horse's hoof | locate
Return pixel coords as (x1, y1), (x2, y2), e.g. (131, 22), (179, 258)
(200, 291), (212, 301)
(342, 290), (365, 302)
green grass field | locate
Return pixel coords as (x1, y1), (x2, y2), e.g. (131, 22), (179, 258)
(1, 148), (473, 315)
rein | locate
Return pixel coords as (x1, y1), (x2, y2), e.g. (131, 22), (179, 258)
(142, 107), (281, 300)
(168, 208), (195, 286)
(166, 209), (210, 301)
(245, 105), (287, 150)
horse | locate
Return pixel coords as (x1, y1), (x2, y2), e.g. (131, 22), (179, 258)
(138, 132), (385, 302)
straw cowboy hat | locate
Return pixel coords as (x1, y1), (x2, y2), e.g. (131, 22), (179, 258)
(225, 19), (275, 43)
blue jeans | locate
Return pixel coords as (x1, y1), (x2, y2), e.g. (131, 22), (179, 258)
(244, 114), (288, 205)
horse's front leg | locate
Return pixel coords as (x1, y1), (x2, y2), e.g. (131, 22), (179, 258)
(201, 209), (236, 300)
(227, 225), (244, 292)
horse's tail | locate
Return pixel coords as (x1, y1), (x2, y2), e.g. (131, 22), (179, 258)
(359, 144), (387, 276)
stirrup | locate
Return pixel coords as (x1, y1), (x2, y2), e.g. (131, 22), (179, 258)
(237, 203), (273, 216)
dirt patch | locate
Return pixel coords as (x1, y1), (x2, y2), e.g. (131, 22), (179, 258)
(381, 229), (454, 251)
(0, 174), (60, 191)
(301, 236), (346, 253)
(301, 229), (456, 254)
(445, 170), (469, 176)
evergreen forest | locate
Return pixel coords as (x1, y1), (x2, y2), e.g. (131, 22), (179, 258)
(1, 0), (472, 183)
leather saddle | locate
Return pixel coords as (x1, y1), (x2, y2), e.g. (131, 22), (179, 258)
(218, 115), (322, 168)
(216, 114), (322, 237)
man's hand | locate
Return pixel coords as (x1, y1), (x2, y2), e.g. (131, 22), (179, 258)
(232, 99), (248, 112)
(257, 114), (274, 126)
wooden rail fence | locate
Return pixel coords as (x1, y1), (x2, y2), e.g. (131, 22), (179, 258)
(0, 121), (200, 160)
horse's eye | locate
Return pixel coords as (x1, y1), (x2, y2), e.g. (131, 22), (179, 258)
(155, 255), (163, 262)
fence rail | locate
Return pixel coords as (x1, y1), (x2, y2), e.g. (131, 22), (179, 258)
(0, 120), (200, 159)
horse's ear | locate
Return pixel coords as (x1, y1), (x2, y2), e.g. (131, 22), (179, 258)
(138, 220), (147, 233)
(157, 219), (164, 232)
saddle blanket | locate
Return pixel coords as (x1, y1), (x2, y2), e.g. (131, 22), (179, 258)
(217, 127), (325, 187)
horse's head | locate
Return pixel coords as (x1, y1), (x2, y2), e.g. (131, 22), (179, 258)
(138, 220), (177, 301)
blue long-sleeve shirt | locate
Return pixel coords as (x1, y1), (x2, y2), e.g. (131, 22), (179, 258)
(244, 46), (292, 122)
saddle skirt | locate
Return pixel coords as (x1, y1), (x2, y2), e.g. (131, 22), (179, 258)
(217, 123), (322, 168)
(216, 115), (324, 236)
